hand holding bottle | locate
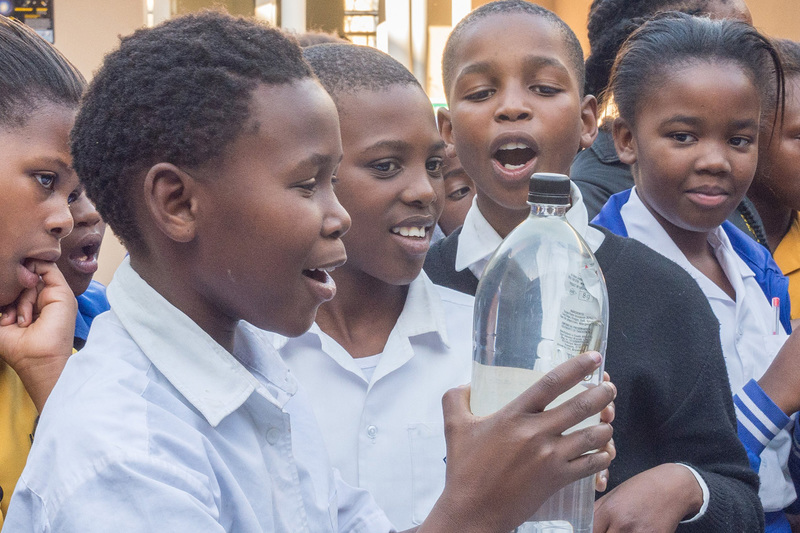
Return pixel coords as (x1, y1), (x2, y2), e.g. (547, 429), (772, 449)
(415, 352), (616, 533)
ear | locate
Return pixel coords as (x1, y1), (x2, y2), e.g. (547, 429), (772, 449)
(612, 117), (637, 166)
(142, 163), (198, 243)
(437, 107), (459, 159)
(579, 95), (599, 150)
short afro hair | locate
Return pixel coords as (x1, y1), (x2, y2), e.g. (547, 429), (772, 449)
(302, 43), (421, 106)
(0, 15), (85, 128)
(441, 0), (585, 102)
(71, 11), (313, 252)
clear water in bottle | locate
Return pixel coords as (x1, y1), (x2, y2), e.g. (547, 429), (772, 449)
(470, 173), (608, 533)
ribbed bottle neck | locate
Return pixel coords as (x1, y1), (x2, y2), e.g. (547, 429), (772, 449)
(529, 203), (569, 217)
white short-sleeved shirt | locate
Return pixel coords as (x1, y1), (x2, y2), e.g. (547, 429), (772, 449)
(621, 187), (795, 511)
(4, 257), (393, 533)
(275, 272), (474, 530)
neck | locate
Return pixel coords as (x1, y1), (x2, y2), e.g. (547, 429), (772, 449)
(476, 194), (529, 238)
(315, 266), (408, 358)
(748, 192), (793, 252)
(130, 255), (238, 353)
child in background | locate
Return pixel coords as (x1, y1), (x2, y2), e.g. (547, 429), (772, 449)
(0, 15), (84, 522)
(437, 150), (475, 236)
(570, 0), (766, 244)
(592, 14), (800, 531)
(55, 190), (109, 350)
(424, 1), (762, 530)
(6, 12), (616, 532)
(748, 39), (800, 322)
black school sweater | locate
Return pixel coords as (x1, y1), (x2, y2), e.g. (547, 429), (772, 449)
(424, 226), (763, 532)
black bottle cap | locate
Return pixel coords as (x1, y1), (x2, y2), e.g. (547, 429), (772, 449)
(528, 173), (570, 205)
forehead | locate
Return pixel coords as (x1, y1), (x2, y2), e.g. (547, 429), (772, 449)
(451, 13), (578, 84)
(640, 60), (760, 120)
(219, 79), (342, 170)
(336, 85), (440, 149)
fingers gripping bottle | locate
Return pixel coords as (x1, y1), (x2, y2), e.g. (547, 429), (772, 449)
(470, 173), (609, 533)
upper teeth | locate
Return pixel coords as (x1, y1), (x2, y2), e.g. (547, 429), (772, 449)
(498, 142), (529, 151)
(392, 226), (426, 238)
(309, 267), (335, 273)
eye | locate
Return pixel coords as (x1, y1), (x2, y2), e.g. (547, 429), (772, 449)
(426, 157), (444, 176)
(68, 189), (81, 205)
(370, 159), (401, 178)
(670, 133), (696, 144)
(729, 136), (752, 148)
(447, 185), (472, 202)
(34, 172), (56, 191)
(464, 88), (495, 102)
(295, 178), (318, 196)
(531, 85), (561, 96)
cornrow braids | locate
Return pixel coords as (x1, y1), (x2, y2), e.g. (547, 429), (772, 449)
(585, 0), (729, 97)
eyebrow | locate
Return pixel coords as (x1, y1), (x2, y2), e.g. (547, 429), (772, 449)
(364, 139), (446, 154)
(456, 55), (570, 83)
(292, 152), (342, 172)
(26, 156), (72, 172)
(663, 115), (759, 130)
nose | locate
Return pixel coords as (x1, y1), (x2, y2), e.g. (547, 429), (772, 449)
(400, 171), (439, 208)
(323, 188), (351, 239)
(696, 140), (732, 175)
(46, 198), (75, 240)
(495, 85), (531, 122)
(71, 193), (102, 228)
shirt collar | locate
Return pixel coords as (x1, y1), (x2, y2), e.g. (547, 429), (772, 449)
(623, 187), (755, 282)
(273, 271), (450, 351)
(456, 183), (604, 277)
(107, 257), (295, 427)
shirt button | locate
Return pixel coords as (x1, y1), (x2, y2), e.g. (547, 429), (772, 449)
(266, 427), (281, 445)
(367, 425), (378, 438)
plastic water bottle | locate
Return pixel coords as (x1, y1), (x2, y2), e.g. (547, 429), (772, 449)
(470, 173), (608, 533)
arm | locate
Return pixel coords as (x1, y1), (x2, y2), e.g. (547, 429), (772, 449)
(407, 352), (616, 533)
(0, 260), (76, 411)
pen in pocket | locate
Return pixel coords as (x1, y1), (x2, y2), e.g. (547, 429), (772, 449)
(772, 297), (780, 335)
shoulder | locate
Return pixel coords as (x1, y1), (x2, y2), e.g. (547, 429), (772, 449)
(434, 281), (475, 310)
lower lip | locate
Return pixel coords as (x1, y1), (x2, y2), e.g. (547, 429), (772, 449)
(492, 158), (537, 184)
(685, 192), (729, 208)
(68, 255), (99, 276)
(390, 232), (431, 257)
(17, 262), (39, 289)
(304, 270), (337, 302)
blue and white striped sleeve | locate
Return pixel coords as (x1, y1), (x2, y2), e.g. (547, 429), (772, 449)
(733, 379), (792, 473)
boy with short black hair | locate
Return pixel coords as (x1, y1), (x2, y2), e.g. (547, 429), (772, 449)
(424, 1), (762, 531)
(6, 12), (616, 532)
(277, 42), (473, 529)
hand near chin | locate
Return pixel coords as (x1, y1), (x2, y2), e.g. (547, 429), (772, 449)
(0, 260), (76, 412)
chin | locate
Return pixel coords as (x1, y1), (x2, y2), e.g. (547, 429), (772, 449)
(255, 310), (317, 338)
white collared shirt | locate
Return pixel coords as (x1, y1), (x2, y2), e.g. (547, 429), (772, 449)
(621, 187), (795, 511)
(274, 272), (474, 530)
(5, 257), (393, 533)
(456, 183), (606, 279)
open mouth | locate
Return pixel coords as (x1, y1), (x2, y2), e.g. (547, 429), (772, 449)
(302, 267), (334, 283)
(71, 241), (100, 263)
(493, 142), (536, 170)
(390, 226), (429, 238)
